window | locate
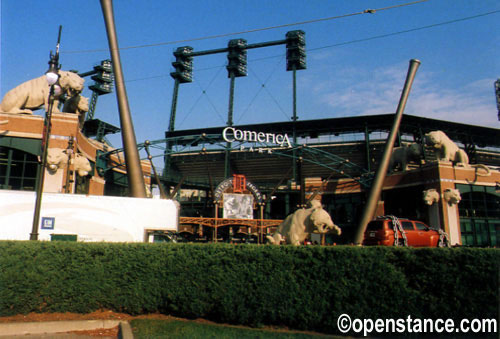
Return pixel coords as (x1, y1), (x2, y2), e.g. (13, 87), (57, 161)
(388, 221), (396, 230)
(104, 171), (129, 197)
(460, 220), (475, 246)
(458, 185), (500, 219)
(461, 220), (498, 247)
(474, 221), (489, 246)
(0, 147), (39, 191)
(457, 184), (499, 247)
(367, 221), (384, 231)
(402, 221), (415, 230)
(415, 222), (428, 230)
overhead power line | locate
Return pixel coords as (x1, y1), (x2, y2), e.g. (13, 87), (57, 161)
(63, 0), (429, 54)
(310, 9), (500, 52)
(122, 10), (500, 84)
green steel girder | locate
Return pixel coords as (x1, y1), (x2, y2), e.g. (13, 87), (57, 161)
(96, 135), (373, 188)
(96, 134), (223, 175)
(261, 146), (373, 187)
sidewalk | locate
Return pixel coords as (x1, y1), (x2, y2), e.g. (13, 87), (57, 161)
(0, 320), (133, 338)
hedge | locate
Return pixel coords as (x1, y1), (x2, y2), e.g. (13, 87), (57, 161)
(0, 241), (498, 334)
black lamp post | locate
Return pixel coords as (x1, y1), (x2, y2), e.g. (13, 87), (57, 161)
(30, 26), (62, 241)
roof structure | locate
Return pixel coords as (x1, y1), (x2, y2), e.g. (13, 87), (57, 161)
(165, 114), (500, 148)
(159, 114), (500, 189)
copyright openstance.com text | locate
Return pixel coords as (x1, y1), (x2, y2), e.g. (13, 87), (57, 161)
(337, 314), (497, 337)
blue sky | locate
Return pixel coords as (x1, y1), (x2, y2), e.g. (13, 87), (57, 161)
(1, 0), (499, 149)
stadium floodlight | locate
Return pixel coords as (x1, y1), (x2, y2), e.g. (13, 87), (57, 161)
(286, 30), (306, 71)
(226, 39), (247, 78)
(170, 46), (194, 83)
(90, 59), (114, 95)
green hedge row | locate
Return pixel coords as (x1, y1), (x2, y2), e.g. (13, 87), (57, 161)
(0, 241), (498, 334)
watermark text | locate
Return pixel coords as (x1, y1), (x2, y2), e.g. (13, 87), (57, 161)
(337, 314), (497, 336)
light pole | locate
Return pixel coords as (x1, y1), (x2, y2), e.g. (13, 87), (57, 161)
(30, 26), (62, 240)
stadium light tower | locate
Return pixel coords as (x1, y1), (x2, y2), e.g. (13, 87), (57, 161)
(286, 30), (306, 194)
(169, 46), (194, 132)
(495, 79), (500, 121)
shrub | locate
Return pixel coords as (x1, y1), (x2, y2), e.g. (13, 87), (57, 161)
(0, 241), (497, 334)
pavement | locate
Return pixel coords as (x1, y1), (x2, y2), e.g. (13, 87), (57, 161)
(0, 320), (133, 338)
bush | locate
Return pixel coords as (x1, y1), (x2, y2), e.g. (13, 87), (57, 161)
(0, 241), (497, 334)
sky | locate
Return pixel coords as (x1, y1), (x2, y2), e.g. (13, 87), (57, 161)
(1, 0), (499, 151)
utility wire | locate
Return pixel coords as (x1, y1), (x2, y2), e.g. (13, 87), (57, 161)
(122, 9), (499, 84)
(63, 0), (429, 54)
(178, 66), (227, 128)
(236, 56), (288, 124)
(310, 9), (500, 52)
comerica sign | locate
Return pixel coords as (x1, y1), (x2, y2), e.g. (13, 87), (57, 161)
(222, 127), (292, 148)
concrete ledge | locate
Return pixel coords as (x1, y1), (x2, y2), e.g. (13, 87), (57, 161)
(0, 320), (120, 336)
(119, 321), (134, 339)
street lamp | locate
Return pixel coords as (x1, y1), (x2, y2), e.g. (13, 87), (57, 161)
(30, 26), (62, 241)
(45, 58), (59, 85)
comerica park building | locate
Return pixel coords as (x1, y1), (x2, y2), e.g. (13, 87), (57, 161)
(1, 110), (499, 246)
(1, 29), (499, 245)
(160, 114), (500, 246)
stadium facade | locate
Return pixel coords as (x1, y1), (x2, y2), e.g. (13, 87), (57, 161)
(1, 111), (499, 246)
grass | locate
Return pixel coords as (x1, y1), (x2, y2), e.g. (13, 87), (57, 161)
(130, 319), (337, 338)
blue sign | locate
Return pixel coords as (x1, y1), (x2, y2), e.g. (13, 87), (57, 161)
(41, 217), (55, 230)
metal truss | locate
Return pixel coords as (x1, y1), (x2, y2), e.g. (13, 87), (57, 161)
(96, 134), (373, 187)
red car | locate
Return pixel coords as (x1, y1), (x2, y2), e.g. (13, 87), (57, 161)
(363, 216), (449, 247)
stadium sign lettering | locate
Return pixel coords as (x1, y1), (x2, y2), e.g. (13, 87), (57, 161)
(222, 127), (292, 148)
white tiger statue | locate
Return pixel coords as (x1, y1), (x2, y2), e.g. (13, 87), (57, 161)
(425, 130), (469, 165)
(388, 143), (423, 172)
(46, 148), (69, 173)
(422, 188), (440, 205)
(443, 188), (461, 205)
(72, 153), (92, 177)
(62, 94), (89, 114)
(0, 71), (84, 114)
(425, 130), (491, 175)
(267, 200), (341, 246)
(62, 94), (89, 127)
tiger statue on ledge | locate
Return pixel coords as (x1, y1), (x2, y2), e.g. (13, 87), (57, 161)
(425, 130), (491, 176)
(0, 71), (84, 114)
(425, 130), (469, 165)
